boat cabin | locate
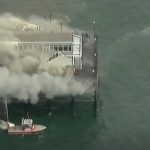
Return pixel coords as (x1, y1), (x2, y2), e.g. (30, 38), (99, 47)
(21, 118), (34, 129)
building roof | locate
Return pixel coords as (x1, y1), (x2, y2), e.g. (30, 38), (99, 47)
(14, 32), (73, 42)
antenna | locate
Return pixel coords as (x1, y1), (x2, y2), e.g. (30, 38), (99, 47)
(49, 14), (52, 22)
(4, 96), (9, 122)
(44, 16), (47, 22)
(49, 14), (52, 31)
(60, 22), (62, 32)
(44, 15), (48, 31)
(27, 112), (30, 119)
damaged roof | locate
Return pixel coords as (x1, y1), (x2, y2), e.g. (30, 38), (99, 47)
(14, 32), (73, 42)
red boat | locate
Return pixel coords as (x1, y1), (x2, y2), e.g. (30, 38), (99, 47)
(7, 118), (46, 135)
(0, 97), (46, 135)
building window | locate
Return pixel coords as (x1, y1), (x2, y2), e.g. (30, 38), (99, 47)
(44, 45), (47, 51)
(54, 45), (58, 51)
(64, 45), (68, 51)
(50, 45), (53, 50)
(39, 45), (42, 51)
(18, 44), (23, 50)
(24, 44), (27, 49)
(69, 45), (72, 51)
(29, 44), (32, 49)
(34, 45), (37, 50)
(59, 45), (63, 51)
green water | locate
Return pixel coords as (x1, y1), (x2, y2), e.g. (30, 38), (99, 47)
(0, 0), (150, 149)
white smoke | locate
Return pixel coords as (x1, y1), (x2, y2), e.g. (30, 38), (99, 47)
(0, 13), (92, 103)
(0, 13), (30, 31)
(0, 40), (39, 74)
(0, 67), (91, 104)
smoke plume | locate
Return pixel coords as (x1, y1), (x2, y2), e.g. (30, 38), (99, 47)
(0, 13), (91, 103)
(0, 67), (91, 104)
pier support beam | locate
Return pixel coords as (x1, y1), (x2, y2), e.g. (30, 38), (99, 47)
(70, 96), (75, 117)
(93, 90), (98, 117)
(47, 100), (52, 116)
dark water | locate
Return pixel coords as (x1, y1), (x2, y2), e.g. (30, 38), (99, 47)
(0, 0), (150, 149)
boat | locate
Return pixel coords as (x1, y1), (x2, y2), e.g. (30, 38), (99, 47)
(0, 97), (15, 130)
(0, 120), (8, 130)
(8, 117), (46, 135)
(0, 96), (46, 135)
(4, 97), (15, 128)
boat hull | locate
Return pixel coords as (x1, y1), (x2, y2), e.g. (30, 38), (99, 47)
(8, 125), (46, 135)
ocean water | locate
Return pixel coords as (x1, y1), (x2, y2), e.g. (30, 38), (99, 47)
(0, 0), (150, 150)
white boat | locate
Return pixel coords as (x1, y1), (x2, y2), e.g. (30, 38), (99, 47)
(0, 97), (15, 130)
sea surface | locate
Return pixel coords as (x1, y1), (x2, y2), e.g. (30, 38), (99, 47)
(0, 0), (150, 150)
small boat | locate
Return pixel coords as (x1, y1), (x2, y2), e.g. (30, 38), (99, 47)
(0, 97), (15, 131)
(8, 118), (46, 135)
(0, 96), (46, 135)
(0, 120), (9, 130)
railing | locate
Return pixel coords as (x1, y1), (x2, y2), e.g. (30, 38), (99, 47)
(47, 52), (64, 62)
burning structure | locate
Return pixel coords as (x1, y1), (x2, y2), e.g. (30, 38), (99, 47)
(14, 31), (82, 76)
(0, 15), (99, 116)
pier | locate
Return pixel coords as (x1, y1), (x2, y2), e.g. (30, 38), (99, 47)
(0, 20), (99, 117)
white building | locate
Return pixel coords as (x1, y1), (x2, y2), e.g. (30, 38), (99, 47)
(14, 31), (82, 71)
